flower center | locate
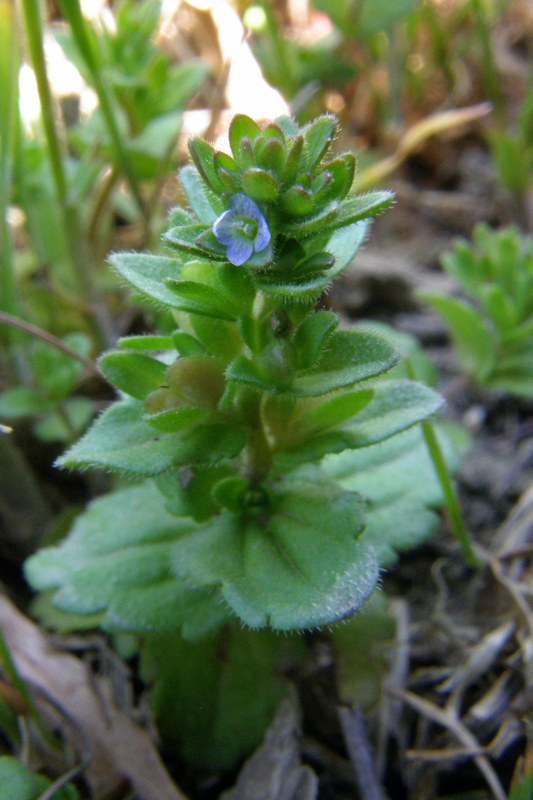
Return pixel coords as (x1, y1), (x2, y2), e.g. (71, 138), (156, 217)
(237, 218), (258, 239)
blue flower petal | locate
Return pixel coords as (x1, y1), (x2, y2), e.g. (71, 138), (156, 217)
(227, 239), (254, 266)
(213, 211), (235, 245)
(228, 193), (262, 218)
(253, 213), (271, 252)
(213, 193), (272, 266)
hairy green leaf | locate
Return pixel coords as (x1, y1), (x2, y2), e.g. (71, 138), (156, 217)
(109, 252), (183, 306)
(422, 293), (496, 381)
(171, 479), (378, 630)
(99, 352), (167, 399)
(290, 329), (398, 397)
(303, 114), (338, 168)
(25, 483), (230, 636)
(180, 163), (223, 222)
(278, 380), (443, 463)
(56, 399), (244, 475)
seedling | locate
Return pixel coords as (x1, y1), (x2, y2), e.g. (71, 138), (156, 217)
(25, 113), (446, 631)
(23, 112), (461, 768)
(422, 224), (533, 399)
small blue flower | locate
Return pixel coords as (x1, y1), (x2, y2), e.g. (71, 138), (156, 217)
(213, 193), (271, 266)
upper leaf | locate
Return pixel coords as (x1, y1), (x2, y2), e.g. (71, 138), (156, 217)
(290, 329), (398, 397)
(56, 398), (245, 476)
(109, 252), (184, 306)
(99, 352), (167, 399)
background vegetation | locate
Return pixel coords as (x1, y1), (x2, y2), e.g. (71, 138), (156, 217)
(0, 1), (532, 798)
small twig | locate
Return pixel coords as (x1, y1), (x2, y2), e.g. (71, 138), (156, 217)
(377, 598), (410, 776)
(406, 745), (487, 762)
(496, 543), (533, 561)
(391, 688), (508, 800)
(490, 556), (533, 640)
(338, 704), (389, 800)
(0, 311), (99, 374)
(37, 760), (91, 800)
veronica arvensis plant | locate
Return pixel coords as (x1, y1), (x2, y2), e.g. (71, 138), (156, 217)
(26, 114), (444, 634)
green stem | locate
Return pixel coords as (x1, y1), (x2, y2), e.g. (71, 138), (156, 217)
(243, 418), (272, 487)
(19, 0), (95, 299)
(470, 0), (504, 125)
(0, 0), (20, 331)
(406, 359), (479, 568)
(57, 0), (146, 218)
(420, 418), (479, 568)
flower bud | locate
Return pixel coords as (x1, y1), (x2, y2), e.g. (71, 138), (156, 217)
(166, 357), (226, 409)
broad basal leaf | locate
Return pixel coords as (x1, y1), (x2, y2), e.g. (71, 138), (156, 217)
(171, 479), (378, 630)
(320, 424), (465, 565)
(25, 482), (231, 637)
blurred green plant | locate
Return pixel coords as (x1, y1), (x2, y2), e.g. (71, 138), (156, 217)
(0, 757), (79, 800)
(422, 223), (533, 398)
(1, 0), (209, 458)
(56, 0), (209, 238)
(489, 72), (533, 222)
(0, 331), (94, 443)
(246, 0), (421, 119)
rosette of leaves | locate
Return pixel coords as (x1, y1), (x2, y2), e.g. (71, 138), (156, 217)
(26, 114), (444, 637)
(166, 113), (394, 294)
(422, 224), (533, 398)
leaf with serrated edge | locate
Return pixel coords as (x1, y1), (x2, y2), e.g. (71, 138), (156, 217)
(319, 424), (463, 565)
(25, 483), (229, 636)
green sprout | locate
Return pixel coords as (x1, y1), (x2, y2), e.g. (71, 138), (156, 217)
(25, 114), (446, 635)
(422, 223), (533, 399)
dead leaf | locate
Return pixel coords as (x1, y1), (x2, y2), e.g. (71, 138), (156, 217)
(0, 594), (188, 800)
(221, 686), (318, 800)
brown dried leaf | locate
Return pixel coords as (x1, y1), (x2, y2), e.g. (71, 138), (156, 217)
(221, 686), (318, 800)
(0, 594), (188, 800)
